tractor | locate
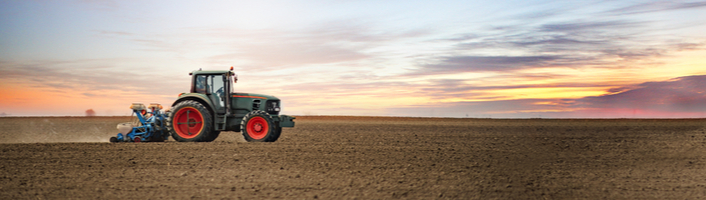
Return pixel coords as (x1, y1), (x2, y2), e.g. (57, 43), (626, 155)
(110, 67), (295, 142)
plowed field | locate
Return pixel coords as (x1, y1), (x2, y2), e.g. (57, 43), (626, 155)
(1, 116), (706, 199)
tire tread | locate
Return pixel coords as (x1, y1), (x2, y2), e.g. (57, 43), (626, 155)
(167, 100), (214, 142)
(240, 110), (280, 142)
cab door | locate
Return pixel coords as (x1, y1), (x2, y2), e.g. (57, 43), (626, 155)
(194, 74), (227, 115)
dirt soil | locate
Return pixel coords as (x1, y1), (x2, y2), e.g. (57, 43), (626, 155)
(2, 116), (706, 199)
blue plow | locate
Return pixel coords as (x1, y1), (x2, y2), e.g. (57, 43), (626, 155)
(110, 103), (169, 143)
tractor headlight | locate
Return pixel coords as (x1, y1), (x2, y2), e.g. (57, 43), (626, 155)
(266, 101), (280, 114)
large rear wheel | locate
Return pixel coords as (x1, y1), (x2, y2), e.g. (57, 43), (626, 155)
(202, 131), (221, 142)
(167, 100), (214, 142)
(241, 110), (280, 142)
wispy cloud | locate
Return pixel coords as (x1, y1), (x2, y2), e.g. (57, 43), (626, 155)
(108, 20), (431, 70)
(416, 55), (563, 73)
(408, 1), (706, 77)
(0, 59), (185, 97)
(606, 1), (706, 15)
(417, 23), (659, 74)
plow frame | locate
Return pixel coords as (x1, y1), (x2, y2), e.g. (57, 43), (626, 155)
(112, 104), (169, 143)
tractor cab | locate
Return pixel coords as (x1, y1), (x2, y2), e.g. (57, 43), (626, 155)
(190, 69), (235, 115)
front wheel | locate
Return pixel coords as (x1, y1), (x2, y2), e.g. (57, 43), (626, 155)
(241, 110), (281, 142)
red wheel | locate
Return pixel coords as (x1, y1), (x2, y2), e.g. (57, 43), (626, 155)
(241, 110), (280, 142)
(246, 116), (269, 140)
(173, 107), (204, 139)
(134, 136), (142, 143)
(167, 100), (215, 142)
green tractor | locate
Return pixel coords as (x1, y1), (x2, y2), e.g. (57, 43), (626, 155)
(166, 68), (295, 142)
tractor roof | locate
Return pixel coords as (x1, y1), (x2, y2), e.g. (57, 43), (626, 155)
(189, 69), (232, 76)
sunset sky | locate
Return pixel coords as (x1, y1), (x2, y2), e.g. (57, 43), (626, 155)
(1, 0), (706, 118)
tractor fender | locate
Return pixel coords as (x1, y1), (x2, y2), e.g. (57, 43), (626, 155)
(172, 93), (215, 116)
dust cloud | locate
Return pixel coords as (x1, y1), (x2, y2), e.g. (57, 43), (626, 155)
(0, 117), (129, 143)
(0, 116), (248, 143)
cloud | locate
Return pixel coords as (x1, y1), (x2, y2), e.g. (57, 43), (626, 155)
(538, 20), (642, 33)
(382, 74), (706, 118)
(0, 59), (186, 97)
(418, 77), (613, 97)
(500, 20), (649, 60)
(117, 20), (431, 70)
(606, 1), (706, 15)
(226, 42), (369, 67)
(406, 2), (706, 76)
(416, 55), (563, 73)
(576, 75), (706, 113)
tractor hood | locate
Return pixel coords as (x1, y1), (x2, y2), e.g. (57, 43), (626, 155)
(231, 93), (280, 101)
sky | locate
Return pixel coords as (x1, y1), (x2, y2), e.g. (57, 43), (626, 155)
(1, 0), (706, 118)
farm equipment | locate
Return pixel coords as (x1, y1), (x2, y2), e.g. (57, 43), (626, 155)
(110, 67), (295, 143)
(110, 103), (170, 143)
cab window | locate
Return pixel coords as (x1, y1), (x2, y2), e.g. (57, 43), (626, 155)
(194, 75), (207, 93)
